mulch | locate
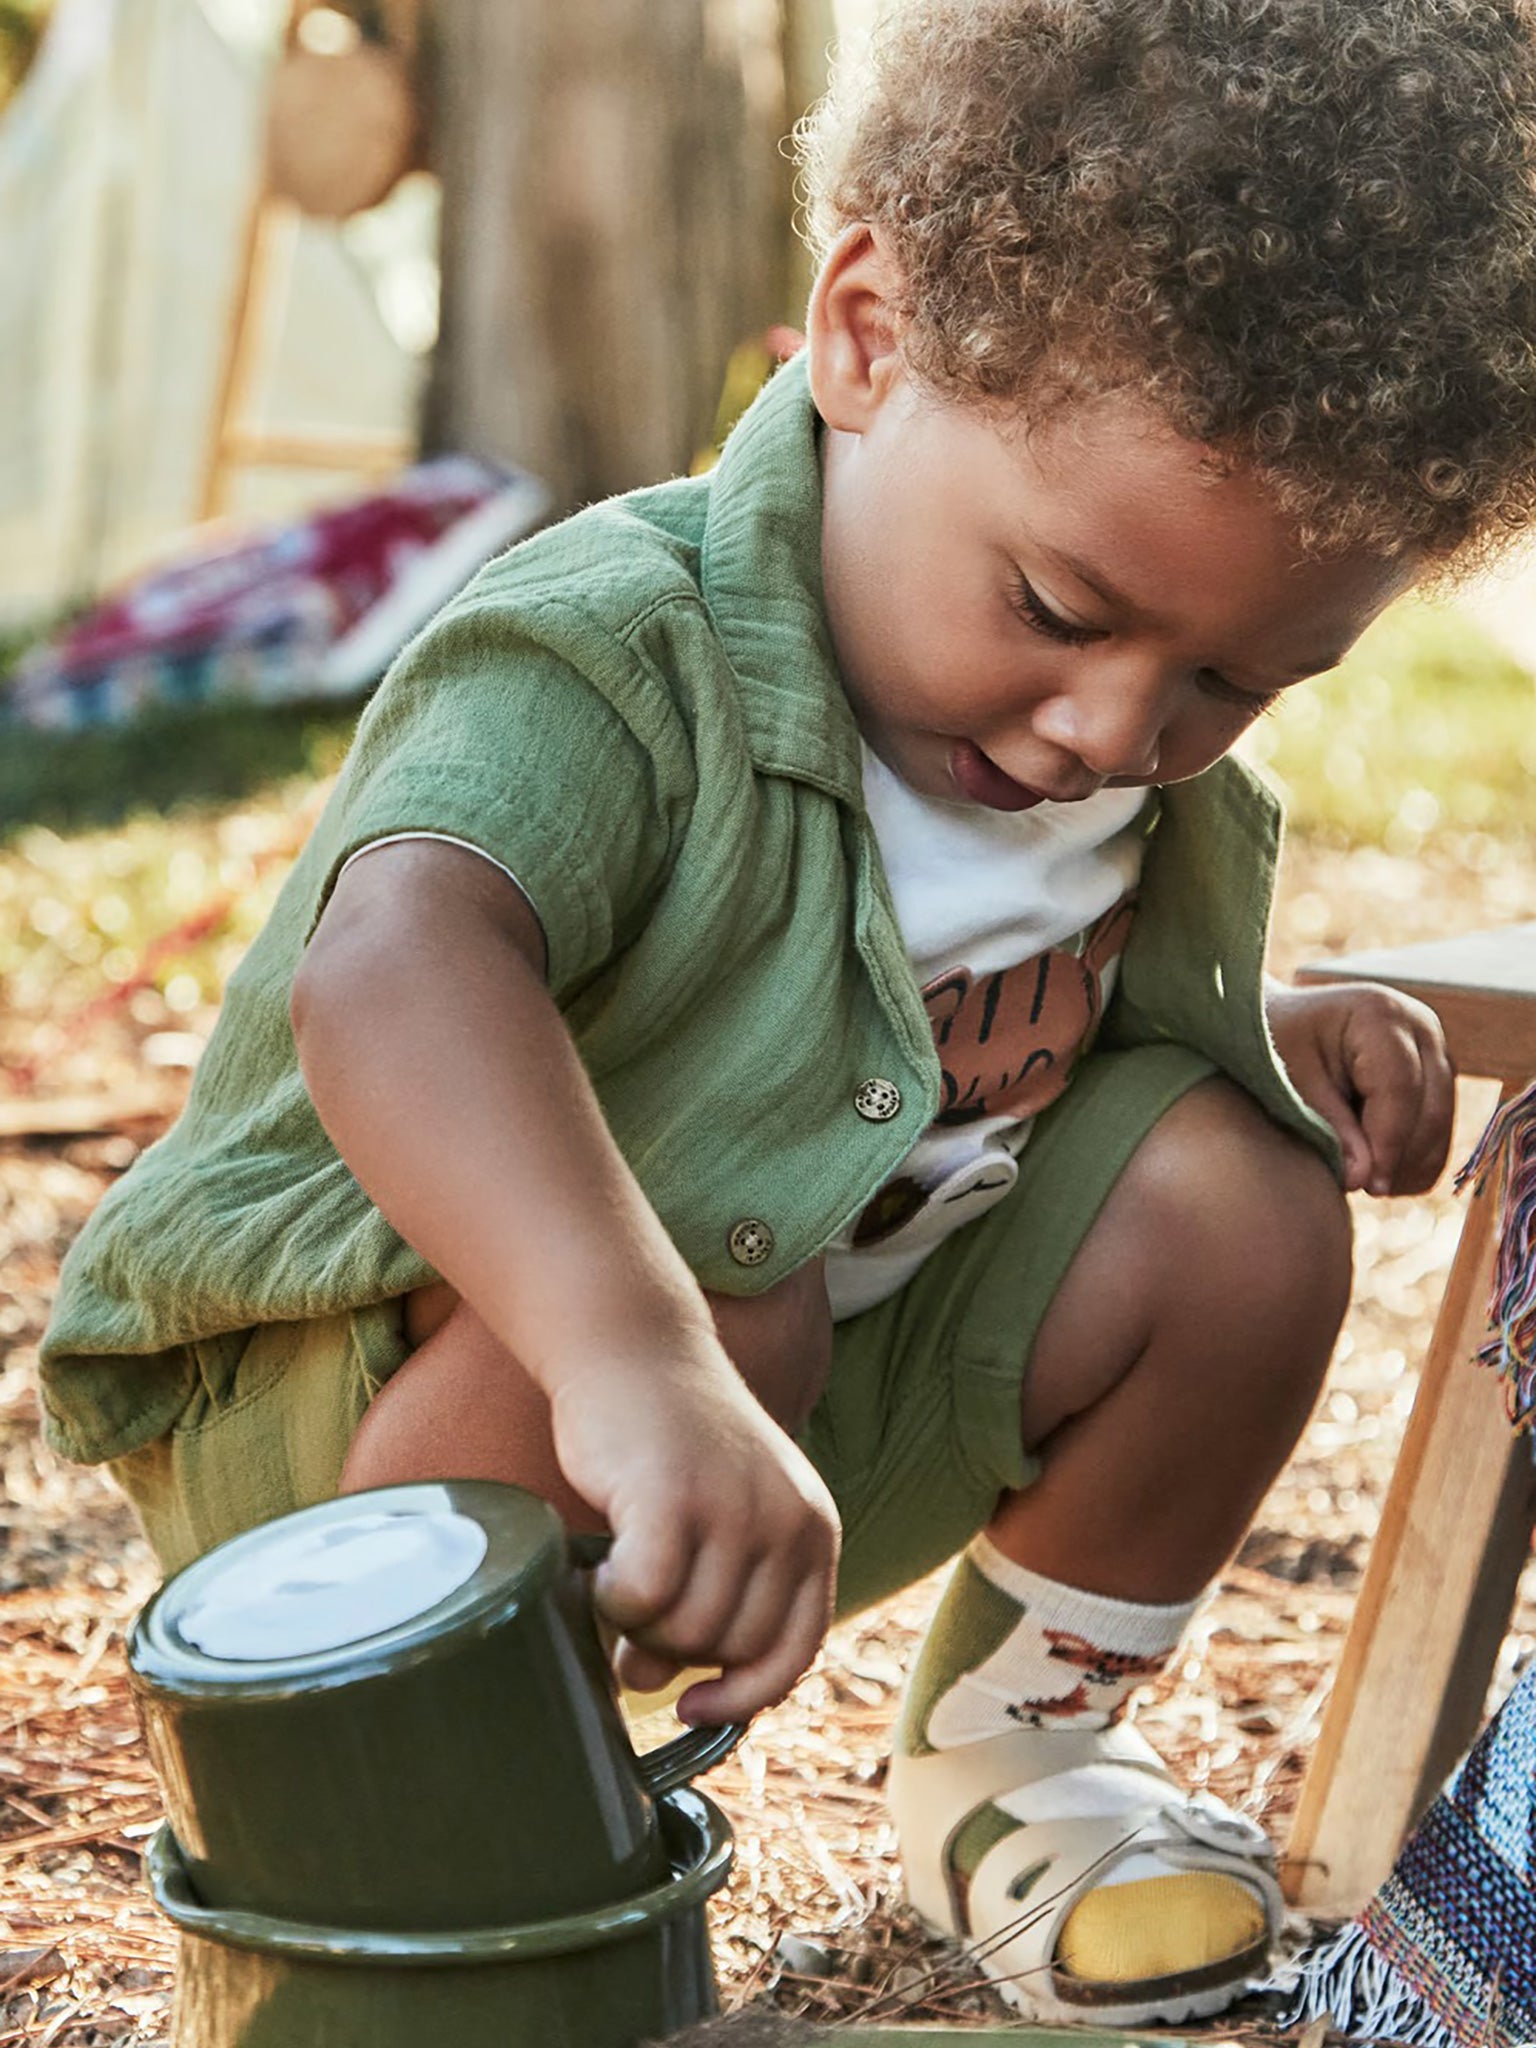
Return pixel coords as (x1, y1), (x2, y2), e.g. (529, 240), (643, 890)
(2, 829), (1534, 2043)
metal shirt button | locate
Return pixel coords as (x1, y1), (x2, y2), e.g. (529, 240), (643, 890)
(727, 1218), (775, 1267)
(853, 1077), (902, 1122)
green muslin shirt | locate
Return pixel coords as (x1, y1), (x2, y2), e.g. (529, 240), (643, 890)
(39, 353), (1339, 1468)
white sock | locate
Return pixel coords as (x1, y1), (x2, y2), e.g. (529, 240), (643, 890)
(923, 1534), (1197, 1747)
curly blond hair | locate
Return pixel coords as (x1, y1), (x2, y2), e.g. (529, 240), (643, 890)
(798, 0), (1536, 563)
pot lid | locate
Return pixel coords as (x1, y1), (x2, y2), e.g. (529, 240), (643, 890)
(129, 1482), (568, 1695)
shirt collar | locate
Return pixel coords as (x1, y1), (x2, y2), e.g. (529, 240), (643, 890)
(699, 351), (865, 805)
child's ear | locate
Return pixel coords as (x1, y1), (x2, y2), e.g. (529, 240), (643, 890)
(806, 223), (907, 432)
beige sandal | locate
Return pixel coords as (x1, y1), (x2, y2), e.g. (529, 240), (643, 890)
(888, 1718), (1282, 2027)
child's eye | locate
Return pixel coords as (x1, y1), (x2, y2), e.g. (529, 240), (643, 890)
(1008, 571), (1098, 648)
(1194, 667), (1283, 718)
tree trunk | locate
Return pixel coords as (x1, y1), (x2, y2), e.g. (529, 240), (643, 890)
(423, 0), (822, 511)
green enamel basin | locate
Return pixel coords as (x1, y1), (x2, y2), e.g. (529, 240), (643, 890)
(148, 1784), (733, 2048)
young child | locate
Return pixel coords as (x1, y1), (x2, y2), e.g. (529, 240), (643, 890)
(40, 0), (1536, 2024)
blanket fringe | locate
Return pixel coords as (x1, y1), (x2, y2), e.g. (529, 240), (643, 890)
(1454, 1076), (1536, 1432)
(1271, 1922), (1467, 2048)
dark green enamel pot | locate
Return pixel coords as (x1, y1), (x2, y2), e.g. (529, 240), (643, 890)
(149, 1784), (733, 2048)
(128, 1482), (742, 1930)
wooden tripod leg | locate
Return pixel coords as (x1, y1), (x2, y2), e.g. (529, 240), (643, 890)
(1283, 1100), (1536, 1915)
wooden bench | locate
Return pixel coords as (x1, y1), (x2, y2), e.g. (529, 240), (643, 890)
(1281, 922), (1536, 1915)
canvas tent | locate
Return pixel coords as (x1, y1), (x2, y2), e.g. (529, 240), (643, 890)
(0, 0), (425, 624)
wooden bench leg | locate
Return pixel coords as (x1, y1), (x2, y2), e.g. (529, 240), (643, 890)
(1283, 1112), (1536, 1915)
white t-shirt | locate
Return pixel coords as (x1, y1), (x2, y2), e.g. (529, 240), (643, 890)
(824, 749), (1149, 1321)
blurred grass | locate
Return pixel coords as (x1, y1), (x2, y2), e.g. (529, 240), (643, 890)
(0, 706), (356, 1069)
(1241, 594), (1536, 852)
(0, 789), (311, 1042)
(0, 701), (358, 841)
(0, 593), (1531, 1060)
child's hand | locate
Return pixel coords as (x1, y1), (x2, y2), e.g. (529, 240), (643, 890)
(1265, 980), (1454, 1195)
(549, 1344), (841, 1725)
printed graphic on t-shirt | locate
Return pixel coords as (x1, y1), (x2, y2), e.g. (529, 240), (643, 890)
(850, 894), (1134, 1250)
(927, 893), (1135, 1125)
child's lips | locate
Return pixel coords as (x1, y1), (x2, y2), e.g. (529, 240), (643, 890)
(948, 739), (1047, 811)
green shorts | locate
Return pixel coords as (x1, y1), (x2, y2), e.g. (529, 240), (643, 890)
(111, 1042), (1215, 1604)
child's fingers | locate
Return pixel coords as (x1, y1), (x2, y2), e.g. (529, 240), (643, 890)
(676, 1568), (833, 1723)
(1358, 1019), (1454, 1195)
(1410, 1029), (1457, 1185)
(1355, 1074), (1417, 1195)
(1299, 1066), (1372, 1190)
(613, 1636), (689, 1697)
(692, 1549), (828, 1677)
(593, 1520), (692, 1639)
(611, 1504), (834, 1679)
(616, 1536), (765, 1670)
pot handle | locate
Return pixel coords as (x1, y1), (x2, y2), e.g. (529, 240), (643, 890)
(568, 1530), (747, 1790)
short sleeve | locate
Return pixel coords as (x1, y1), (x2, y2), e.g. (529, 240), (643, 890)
(309, 588), (691, 997)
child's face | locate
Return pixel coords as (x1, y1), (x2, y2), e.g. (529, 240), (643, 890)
(809, 234), (1413, 811)
(818, 374), (1412, 809)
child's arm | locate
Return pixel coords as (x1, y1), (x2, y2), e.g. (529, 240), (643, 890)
(291, 838), (840, 1721)
(1265, 979), (1455, 1195)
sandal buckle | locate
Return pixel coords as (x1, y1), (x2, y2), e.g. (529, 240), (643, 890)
(1161, 1794), (1272, 1860)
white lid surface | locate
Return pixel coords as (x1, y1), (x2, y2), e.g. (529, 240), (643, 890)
(176, 1506), (490, 1661)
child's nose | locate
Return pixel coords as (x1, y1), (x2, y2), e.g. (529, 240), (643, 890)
(1029, 666), (1166, 781)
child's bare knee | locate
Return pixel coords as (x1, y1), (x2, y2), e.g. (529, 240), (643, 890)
(1134, 1078), (1353, 1325)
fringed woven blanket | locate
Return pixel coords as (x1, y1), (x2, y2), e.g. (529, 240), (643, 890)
(1457, 1078), (1536, 1434)
(1275, 1659), (1536, 2046)
(1276, 1077), (1536, 2048)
